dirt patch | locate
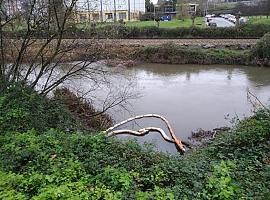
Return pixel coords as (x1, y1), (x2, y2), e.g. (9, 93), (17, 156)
(189, 127), (231, 147)
(53, 88), (113, 131)
(106, 58), (139, 68)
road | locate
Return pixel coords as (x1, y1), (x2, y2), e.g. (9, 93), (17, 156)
(210, 17), (235, 27)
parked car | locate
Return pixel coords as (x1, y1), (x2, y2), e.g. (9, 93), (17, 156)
(205, 14), (215, 22)
(160, 15), (172, 21)
(208, 22), (217, 27)
(228, 17), (236, 23)
(223, 14), (234, 20)
(205, 14), (211, 22)
(207, 18), (213, 22)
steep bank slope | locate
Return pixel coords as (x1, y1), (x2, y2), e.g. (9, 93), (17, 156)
(0, 85), (269, 199)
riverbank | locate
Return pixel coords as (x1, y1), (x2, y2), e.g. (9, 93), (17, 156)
(2, 36), (269, 66)
(133, 34), (270, 67)
(2, 38), (256, 61)
(137, 44), (251, 65)
(0, 84), (269, 199)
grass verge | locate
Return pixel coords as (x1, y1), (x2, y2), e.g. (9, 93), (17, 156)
(126, 18), (205, 28)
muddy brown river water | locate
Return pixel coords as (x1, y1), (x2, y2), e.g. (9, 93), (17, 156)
(63, 63), (270, 153)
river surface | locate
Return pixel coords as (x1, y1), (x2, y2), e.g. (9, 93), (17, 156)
(64, 63), (270, 153)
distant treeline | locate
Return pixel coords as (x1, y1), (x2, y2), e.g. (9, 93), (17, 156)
(233, 0), (270, 17)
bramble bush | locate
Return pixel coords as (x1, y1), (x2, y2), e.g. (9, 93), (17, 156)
(196, 160), (239, 200)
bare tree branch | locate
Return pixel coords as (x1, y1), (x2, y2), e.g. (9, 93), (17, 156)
(247, 88), (270, 113)
(108, 127), (176, 143)
(105, 114), (188, 153)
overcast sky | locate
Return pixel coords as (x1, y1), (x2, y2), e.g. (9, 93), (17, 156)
(152, 0), (158, 4)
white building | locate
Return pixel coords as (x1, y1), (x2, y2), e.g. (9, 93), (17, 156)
(75, 0), (145, 22)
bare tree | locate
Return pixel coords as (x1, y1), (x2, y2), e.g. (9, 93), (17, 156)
(176, 0), (189, 21)
(0, 0), (78, 91)
(0, 0), (136, 121)
(233, 1), (270, 18)
(1, 0), (89, 92)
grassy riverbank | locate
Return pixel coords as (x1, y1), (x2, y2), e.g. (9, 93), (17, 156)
(137, 44), (250, 65)
(136, 34), (270, 67)
(0, 82), (270, 199)
(3, 35), (269, 67)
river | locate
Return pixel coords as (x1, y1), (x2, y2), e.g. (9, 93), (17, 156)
(63, 63), (270, 153)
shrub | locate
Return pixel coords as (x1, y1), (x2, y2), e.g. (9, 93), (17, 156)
(0, 83), (80, 133)
(197, 160), (239, 200)
(251, 33), (270, 60)
(0, 84), (270, 199)
(138, 43), (249, 65)
(6, 24), (270, 39)
(0, 129), (178, 199)
(1, 109), (270, 199)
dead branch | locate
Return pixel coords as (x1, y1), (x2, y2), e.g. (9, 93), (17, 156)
(107, 127), (175, 143)
(247, 89), (270, 112)
(105, 114), (187, 153)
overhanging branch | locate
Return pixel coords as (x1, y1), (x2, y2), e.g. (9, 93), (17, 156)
(105, 114), (189, 154)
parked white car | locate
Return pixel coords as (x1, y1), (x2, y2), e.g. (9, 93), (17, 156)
(205, 14), (215, 23)
(223, 14), (234, 20)
(228, 16), (236, 23)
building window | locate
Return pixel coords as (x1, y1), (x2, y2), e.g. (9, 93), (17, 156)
(119, 12), (127, 20)
(189, 5), (196, 13)
(106, 13), (113, 20)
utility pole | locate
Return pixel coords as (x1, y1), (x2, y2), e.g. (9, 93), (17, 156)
(154, 4), (156, 23)
(128, 0), (131, 21)
(133, 0), (136, 19)
(206, 0), (209, 16)
(100, 0), (103, 22)
(114, 0), (117, 22)
(87, 0), (91, 23)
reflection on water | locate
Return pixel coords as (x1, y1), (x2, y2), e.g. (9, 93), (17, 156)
(109, 64), (270, 154)
(61, 63), (270, 154)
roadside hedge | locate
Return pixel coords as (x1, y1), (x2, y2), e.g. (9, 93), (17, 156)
(6, 23), (270, 39)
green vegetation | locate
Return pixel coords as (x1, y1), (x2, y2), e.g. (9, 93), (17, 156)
(138, 43), (250, 65)
(0, 83), (80, 133)
(248, 16), (270, 25)
(8, 23), (270, 39)
(252, 33), (270, 60)
(126, 18), (205, 28)
(176, 0), (190, 21)
(0, 79), (270, 199)
(138, 34), (270, 66)
(60, 23), (270, 38)
(70, 18), (205, 31)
